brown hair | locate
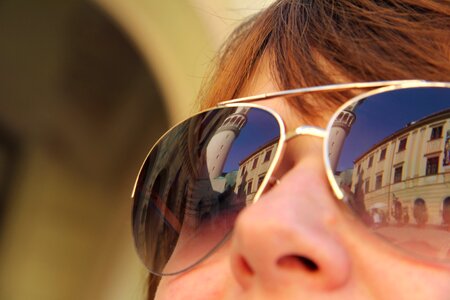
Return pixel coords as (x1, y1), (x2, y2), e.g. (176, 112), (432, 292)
(147, 0), (450, 298)
(200, 0), (450, 119)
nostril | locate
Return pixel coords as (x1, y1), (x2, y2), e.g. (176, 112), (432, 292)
(238, 255), (254, 275)
(277, 255), (319, 272)
(297, 255), (319, 271)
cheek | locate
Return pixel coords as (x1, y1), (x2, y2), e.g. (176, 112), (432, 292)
(340, 217), (450, 299)
(362, 262), (450, 299)
(155, 249), (233, 300)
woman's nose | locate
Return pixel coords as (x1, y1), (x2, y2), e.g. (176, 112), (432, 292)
(230, 154), (351, 294)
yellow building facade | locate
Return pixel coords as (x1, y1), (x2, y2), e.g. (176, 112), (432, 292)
(235, 139), (278, 203)
(352, 109), (450, 226)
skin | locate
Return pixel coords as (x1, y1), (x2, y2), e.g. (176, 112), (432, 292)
(155, 62), (450, 299)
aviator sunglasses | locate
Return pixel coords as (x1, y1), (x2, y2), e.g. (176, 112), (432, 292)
(132, 80), (450, 276)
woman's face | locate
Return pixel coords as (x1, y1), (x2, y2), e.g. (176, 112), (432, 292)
(154, 66), (450, 299)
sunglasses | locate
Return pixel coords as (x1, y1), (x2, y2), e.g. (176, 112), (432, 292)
(132, 80), (450, 276)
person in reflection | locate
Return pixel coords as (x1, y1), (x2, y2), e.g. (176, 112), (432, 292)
(413, 198), (428, 227)
(403, 207), (410, 225)
(392, 195), (403, 225)
(372, 208), (381, 228)
(348, 170), (373, 226)
(148, 1), (450, 299)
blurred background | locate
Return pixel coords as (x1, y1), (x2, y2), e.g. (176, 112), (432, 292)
(0, 0), (274, 299)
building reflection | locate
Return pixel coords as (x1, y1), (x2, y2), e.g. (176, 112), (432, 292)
(134, 106), (280, 269)
(333, 102), (450, 258)
(348, 109), (450, 227)
(234, 138), (278, 204)
(134, 107), (232, 269)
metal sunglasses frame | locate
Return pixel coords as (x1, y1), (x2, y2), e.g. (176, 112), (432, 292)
(132, 79), (450, 275)
(218, 79), (450, 201)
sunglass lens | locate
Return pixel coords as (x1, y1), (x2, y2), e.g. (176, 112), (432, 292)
(330, 85), (450, 262)
(132, 106), (281, 274)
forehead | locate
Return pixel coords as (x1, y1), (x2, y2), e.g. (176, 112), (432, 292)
(237, 60), (338, 130)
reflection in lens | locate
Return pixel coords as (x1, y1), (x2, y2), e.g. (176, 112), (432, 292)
(132, 106), (281, 274)
(330, 86), (450, 262)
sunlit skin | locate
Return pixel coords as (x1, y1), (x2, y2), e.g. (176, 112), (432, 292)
(155, 62), (450, 299)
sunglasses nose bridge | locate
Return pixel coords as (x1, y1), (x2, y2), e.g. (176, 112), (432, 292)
(285, 126), (327, 142)
(283, 125), (344, 200)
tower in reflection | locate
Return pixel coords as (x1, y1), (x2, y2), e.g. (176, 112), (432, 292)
(206, 107), (249, 181)
(329, 103), (357, 172)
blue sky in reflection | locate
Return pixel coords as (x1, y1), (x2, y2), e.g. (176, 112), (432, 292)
(337, 87), (450, 171)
